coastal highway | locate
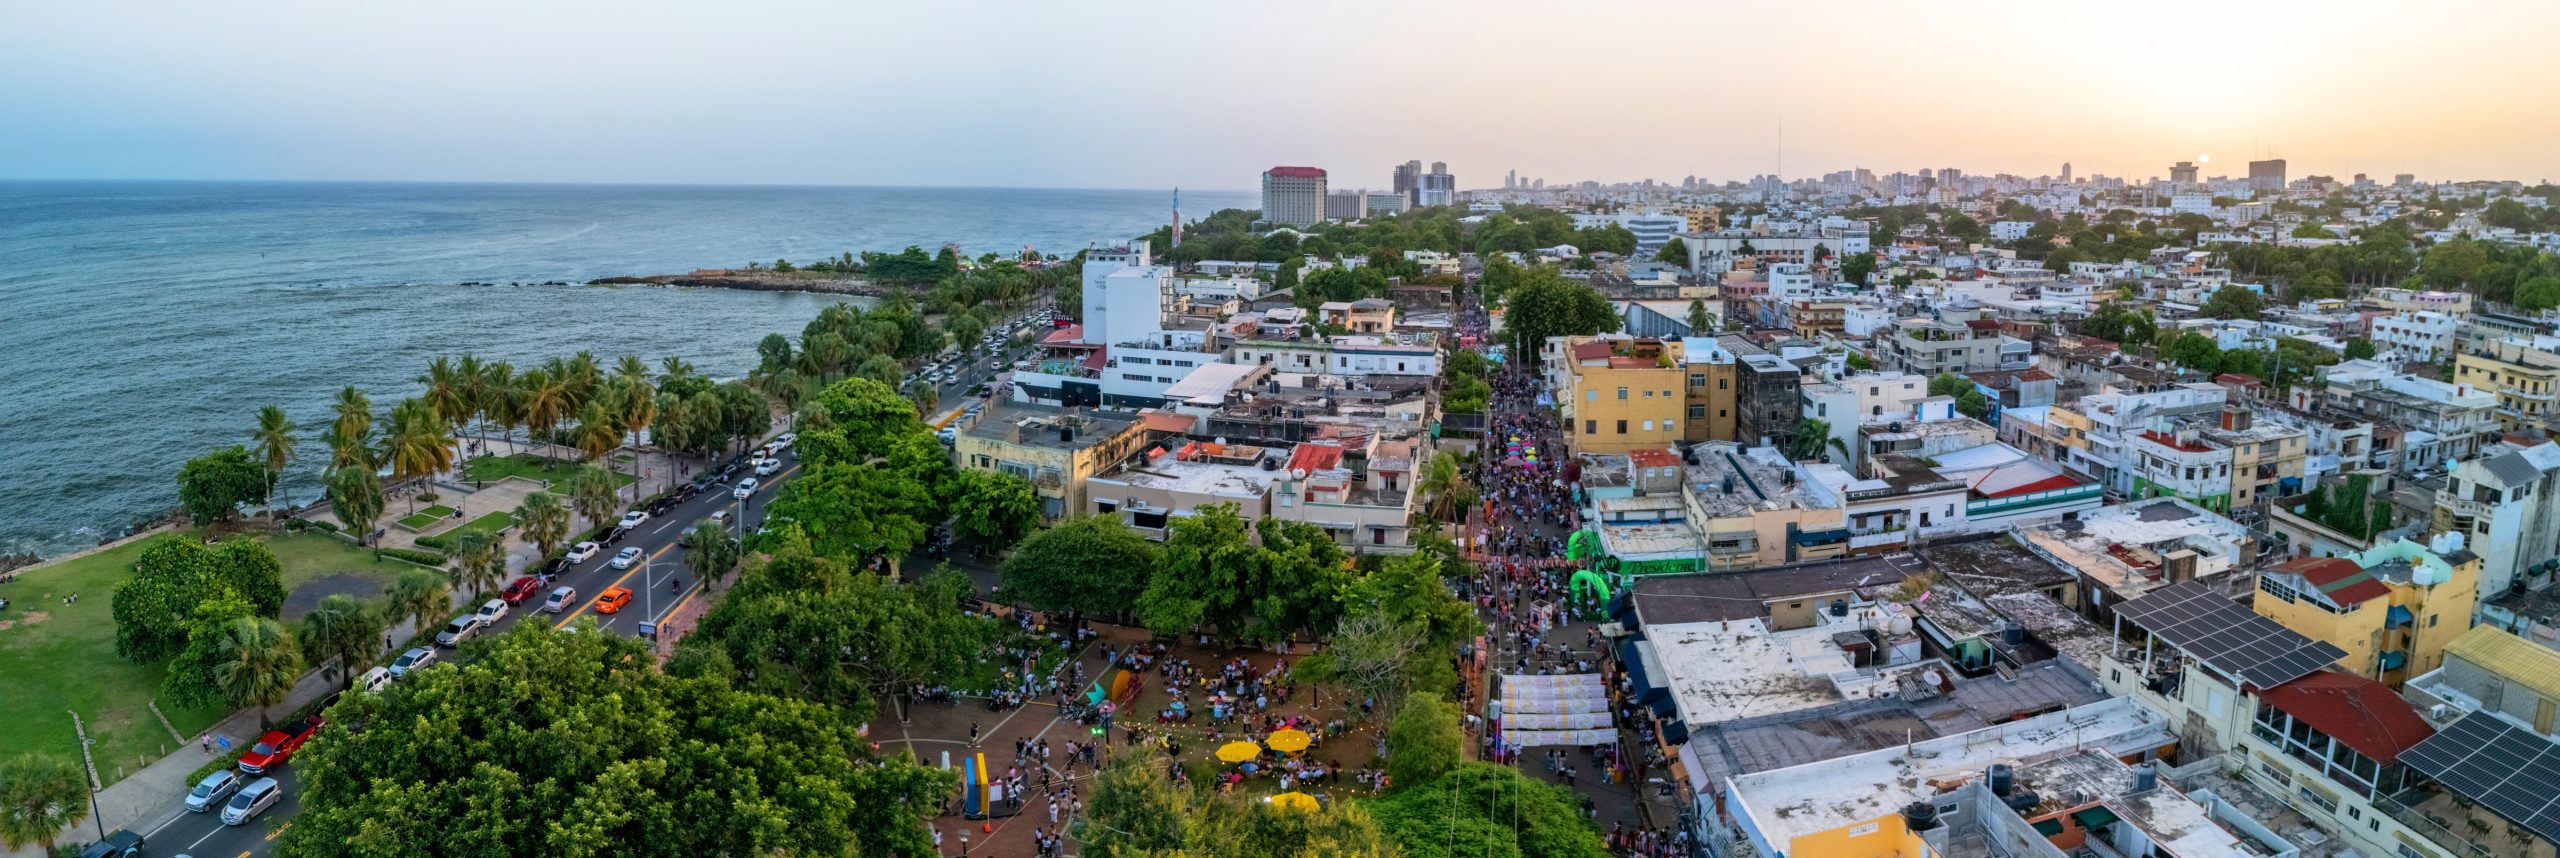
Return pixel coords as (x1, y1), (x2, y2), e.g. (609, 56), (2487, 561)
(128, 766), (301, 858)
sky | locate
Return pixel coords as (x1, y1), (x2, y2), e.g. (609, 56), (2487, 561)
(4, 0), (2556, 190)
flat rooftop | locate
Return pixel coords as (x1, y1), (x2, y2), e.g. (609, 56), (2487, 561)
(1628, 554), (1929, 625)
(964, 401), (1144, 451)
(1095, 446), (1283, 497)
(2016, 497), (2249, 597)
(1729, 697), (2176, 850)
(1685, 443), (1837, 517)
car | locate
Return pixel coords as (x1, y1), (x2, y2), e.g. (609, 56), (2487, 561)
(433, 615), (480, 647)
(565, 541), (601, 563)
(648, 495), (679, 515)
(672, 482), (700, 502)
(593, 587), (633, 614)
(935, 427), (957, 445)
(237, 715), (324, 774)
(617, 510), (650, 529)
(221, 777), (282, 826)
(610, 546), (644, 569)
(388, 646), (437, 678)
(501, 575), (545, 605)
(75, 830), (146, 858)
(754, 458), (782, 476)
(543, 586), (578, 613)
(773, 432), (796, 449)
(356, 666), (392, 693)
(708, 509), (733, 529)
(733, 477), (759, 499)
(474, 597), (509, 626)
(185, 769), (242, 813)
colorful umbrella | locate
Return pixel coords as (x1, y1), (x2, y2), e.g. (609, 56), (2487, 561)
(1216, 741), (1263, 763)
(1266, 728), (1312, 753)
(1267, 791), (1321, 813)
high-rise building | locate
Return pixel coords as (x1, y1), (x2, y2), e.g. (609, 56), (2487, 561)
(2060, 162), (2072, 183)
(1505, 169), (1516, 190)
(1324, 190), (1367, 222)
(1261, 166), (1328, 227)
(2169, 161), (2200, 184)
(1418, 170), (1456, 207)
(2395, 173), (2417, 187)
(2249, 159), (2287, 191)
(1430, 161), (1446, 175)
(1392, 160), (1422, 204)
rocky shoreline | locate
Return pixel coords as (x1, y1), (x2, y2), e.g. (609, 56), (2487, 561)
(587, 271), (895, 297)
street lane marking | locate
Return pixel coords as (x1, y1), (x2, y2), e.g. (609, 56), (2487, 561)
(267, 821), (291, 841)
(189, 823), (224, 849)
(143, 808), (189, 838)
(551, 543), (673, 629)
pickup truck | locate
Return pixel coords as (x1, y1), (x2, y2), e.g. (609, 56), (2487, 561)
(237, 715), (325, 775)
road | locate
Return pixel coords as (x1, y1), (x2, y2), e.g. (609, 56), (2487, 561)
(101, 310), (1052, 857)
(129, 767), (299, 858)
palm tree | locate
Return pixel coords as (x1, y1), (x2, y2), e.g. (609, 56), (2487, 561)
(454, 353), (488, 452)
(565, 465), (620, 535)
(517, 492), (570, 560)
(1418, 454), (1465, 523)
(297, 594), (386, 690)
(384, 399), (456, 512)
(651, 392), (694, 458)
(451, 532), (505, 600)
(613, 354), (651, 386)
(326, 461), (385, 544)
(515, 368), (568, 458)
(904, 380), (940, 420)
(659, 356), (697, 384)
(329, 386), (373, 470)
(564, 351), (604, 413)
(419, 356), (471, 465)
(209, 617), (304, 729)
(572, 402), (620, 463)
(0, 754), (88, 854)
(478, 359), (516, 449)
(386, 569), (450, 645)
(249, 405), (299, 515)
(610, 375), (656, 500)
(686, 519), (740, 586)
(768, 367), (807, 430)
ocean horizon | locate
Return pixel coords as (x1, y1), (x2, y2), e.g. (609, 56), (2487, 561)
(0, 180), (1255, 557)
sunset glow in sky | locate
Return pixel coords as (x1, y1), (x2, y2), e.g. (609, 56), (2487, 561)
(3, 0), (2554, 189)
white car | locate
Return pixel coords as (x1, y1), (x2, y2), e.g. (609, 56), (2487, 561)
(388, 646), (436, 678)
(565, 541), (601, 564)
(754, 458), (782, 477)
(473, 598), (509, 627)
(617, 510), (649, 529)
(433, 615), (479, 647)
(772, 433), (796, 450)
(543, 586), (578, 613)
(610, 546), (643, 569)
(733, 477), (759, 499)
(356, 666), (392, 693)
(221, 777), (282, 826)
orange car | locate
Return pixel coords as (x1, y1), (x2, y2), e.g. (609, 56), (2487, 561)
(592, 587), (633, 614)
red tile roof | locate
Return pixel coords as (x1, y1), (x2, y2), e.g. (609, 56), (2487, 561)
(1265, 166), (1327, 179)
(1287, 442), (1346, 473)
(1042, 325), (1085, 345)
(1571, 342), (1614, 361)
(2257, 672), (2434, 764)
(1628, 449), (1680, 468)
(1981, 473), (2084, 498)
(2273, 556), (2393, 606)
(1963, 319), (2001, 331)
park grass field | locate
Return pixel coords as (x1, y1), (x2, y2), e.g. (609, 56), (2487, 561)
(0, 529), (416, 785)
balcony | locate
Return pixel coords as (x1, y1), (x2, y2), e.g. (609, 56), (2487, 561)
(2377, 790), (2560, 858)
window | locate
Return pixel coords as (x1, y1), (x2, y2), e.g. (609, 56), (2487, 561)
(1617, 387), (1629, 400)
(1616, 420), (1628, 434)
(1642, 420), (1654, 432)
(1689, 373), (1705, 387)
(1584, 420), (1596, 435)
(1719, 378), (1729, 390)
(1588, 389), (1598, 402)
(1689, 405), (1706, 418)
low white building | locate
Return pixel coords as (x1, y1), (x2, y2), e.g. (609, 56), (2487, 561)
(2370, 310), (2459, 363)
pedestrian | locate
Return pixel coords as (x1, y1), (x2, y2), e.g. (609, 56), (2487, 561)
(200, 734), (211, 754)
(969, 721), (982, 745)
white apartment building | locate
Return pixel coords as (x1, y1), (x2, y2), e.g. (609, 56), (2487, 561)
(2370, 310), (2459, 362)
(1990, 220), (2035, 241)
(1260, 166), (1328, 228)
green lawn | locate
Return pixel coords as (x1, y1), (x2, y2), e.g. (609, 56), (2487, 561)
(397, 504), (460, 530)
(453, 511), (515, 541)
(0, 530), (418, 786)
(459, 453), (632, 487)
(0, 534), (228, 785)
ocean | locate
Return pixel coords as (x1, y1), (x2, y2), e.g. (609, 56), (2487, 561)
(0, 180), (1254, 557)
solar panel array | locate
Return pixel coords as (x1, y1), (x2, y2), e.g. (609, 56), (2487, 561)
(2111, 580), (2347, 688)
(2397, 712), (2560, 844)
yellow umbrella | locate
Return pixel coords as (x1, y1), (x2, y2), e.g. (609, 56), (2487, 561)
(1216, 741), (1263, 764)
(1265, 728), (1312, 754)
(1266, 791), (1320, 813)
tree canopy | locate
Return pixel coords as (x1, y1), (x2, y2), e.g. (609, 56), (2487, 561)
(1368, 763), (1609, 858)
(1502, 265), (1620, 365)
(672, 533), (989, 723)
(280, 625), (950, 858)
(111, 537), (287, 662)
(178, 445), (272, 525)
(1138, 506), (1352, 643)
(1000, 514), (1163, 616)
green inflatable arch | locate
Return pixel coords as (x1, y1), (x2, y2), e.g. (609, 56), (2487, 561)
(1566, 530), (1598, 562)
(1570, 568), (1611, 603)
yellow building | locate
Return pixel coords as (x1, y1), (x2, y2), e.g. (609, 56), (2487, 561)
(1682, 343), (1739, 444)
(1664, 204), (1721, 234)
(2254, 536), (2479, 687)
(1559, 337), (1691, 455)
(2203, 410), (2306, 510)
(2455, 336), (2560, 429)
(955, 402), (1155, 521)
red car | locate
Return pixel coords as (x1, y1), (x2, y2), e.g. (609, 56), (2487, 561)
(500, 575), (544, 605)
(237, 716), (324, 775)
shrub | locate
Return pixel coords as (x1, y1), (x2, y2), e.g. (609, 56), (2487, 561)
(375, 547), (449, 567)
(413, 534), (454, 552)
(189, 748), (248, 785)
(416, 492), (439, 505)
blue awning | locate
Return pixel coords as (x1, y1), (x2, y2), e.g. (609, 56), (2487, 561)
(2387, 605), (2414, 629)
(1791, 528), (1850, 546)
(2381, 650), (2408, 671)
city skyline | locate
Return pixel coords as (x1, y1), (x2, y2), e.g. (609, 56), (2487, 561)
(3, 1), (2556, 189)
